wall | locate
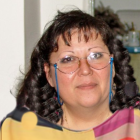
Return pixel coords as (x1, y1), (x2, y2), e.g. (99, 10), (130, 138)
(40, 0), (84, 33)
(40, 0), (140, 32)
(0, 0), (24, 120)
(24, 0), (41, 71)
(95, 0), (140, 12)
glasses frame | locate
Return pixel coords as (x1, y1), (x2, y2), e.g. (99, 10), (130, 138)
(50, 52), (113, 74)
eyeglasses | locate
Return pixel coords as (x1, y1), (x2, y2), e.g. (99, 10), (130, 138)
(50, 52), (112, 74)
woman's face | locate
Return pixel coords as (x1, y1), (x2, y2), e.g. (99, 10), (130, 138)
(44, 31), (114, 109)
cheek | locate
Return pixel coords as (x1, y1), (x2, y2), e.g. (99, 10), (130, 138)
(56, 72), (75, 101)
(57, 72), (73, 86)
(97, 67), (111, 90)
(51, 70), (73, 90)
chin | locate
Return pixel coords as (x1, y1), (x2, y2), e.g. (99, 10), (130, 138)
(78, 98), (102, 108)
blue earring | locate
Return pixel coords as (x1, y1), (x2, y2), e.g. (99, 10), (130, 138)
(109, 57), (114, 104)
(54, 64), (63, 106)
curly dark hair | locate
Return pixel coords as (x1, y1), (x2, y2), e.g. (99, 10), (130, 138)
(16, 9), (140, 123)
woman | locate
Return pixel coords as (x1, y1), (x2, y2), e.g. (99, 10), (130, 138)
(1, 9), (140, 140)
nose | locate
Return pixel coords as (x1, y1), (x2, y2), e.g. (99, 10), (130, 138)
(78, 58), (93, 76)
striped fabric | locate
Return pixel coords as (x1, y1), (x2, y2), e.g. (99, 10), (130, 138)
(0, 107), (140, 140)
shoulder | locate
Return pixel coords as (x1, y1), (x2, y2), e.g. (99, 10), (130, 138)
(0, 106), (63, 139)
(108, 108), (140, 126)
(118, 107), (140, 118)
(117, 108), (140, 127)
(0, 106), (62, 130)
(93, 108), (140, 139)
(134, 108), (140, 126)
(134, 108), (140, 117)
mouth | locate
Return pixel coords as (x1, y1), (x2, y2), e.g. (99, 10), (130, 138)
(76, 83), (97, 90)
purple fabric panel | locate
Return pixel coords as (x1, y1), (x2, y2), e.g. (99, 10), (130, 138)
(93, 108), (134, 137)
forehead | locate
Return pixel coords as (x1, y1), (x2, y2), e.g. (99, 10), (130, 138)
(57, 29), (106, 49)
(59, 28), (94, 42)
(49, 30), (110, 62)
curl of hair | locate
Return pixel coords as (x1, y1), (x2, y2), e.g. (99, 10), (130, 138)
(108, 39), (140, 112)
(16, 9), (140, 124)
(17, 33), (63, 122)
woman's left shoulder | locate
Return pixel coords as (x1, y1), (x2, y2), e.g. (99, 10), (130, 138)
(118, 108), (140, 121)
(134, 108), (140, 117)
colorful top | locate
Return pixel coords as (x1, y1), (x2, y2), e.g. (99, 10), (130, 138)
(0, 106), (140, 140)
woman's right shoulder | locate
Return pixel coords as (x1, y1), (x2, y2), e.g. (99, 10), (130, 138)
(0, 106), (63, 140)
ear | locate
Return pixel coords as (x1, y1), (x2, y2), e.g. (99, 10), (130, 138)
(44, 63), (55, 87)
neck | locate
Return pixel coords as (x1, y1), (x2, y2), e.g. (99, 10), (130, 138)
(61, 103), (112, 131)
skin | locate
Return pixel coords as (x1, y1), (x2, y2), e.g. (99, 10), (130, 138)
(44, 30), (115, 130)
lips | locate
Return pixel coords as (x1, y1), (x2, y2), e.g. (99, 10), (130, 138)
(76, 82), (97, 90)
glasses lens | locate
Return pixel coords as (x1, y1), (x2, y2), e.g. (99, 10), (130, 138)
(87, 52), (110, 70)
(56, 52), (110, 73)
(57, 56), (79, 73)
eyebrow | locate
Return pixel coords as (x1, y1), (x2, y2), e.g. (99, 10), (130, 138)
(58, 51), (75, 57)
(62, 51), (75, 53)
(60, 46), (105, 55)
(88, 46), (104, 51)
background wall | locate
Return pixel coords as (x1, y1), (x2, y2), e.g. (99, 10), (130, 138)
(0, 0), (140, 120)
(24, 0), (40, 71)
(40, 0), (84, 33)
(40, 0), (140, 33)
(95, 0), (140, 12)
(0, 0), (24, 120)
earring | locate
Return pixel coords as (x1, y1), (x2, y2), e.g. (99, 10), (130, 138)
(112, 83), (116, 91)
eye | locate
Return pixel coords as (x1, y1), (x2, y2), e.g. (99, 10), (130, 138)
(88, 52), (103, 60)
(59, 56), (76, 64)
